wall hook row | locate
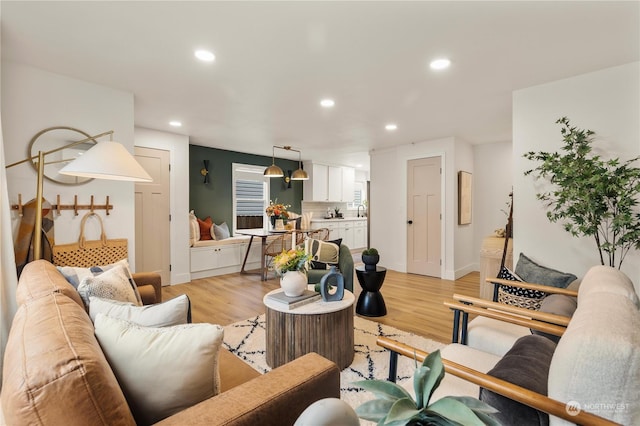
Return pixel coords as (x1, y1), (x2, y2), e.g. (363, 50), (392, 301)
(11, 194), (113, 217)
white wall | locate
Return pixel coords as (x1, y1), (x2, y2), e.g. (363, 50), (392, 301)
(473, 141), (513, 260)
(513, 62), (640, 292)
(370, 137), (460, 279)
(134, 127), (190, 285)
(454, 139), (475, 277)
(2, 63), (139, 269)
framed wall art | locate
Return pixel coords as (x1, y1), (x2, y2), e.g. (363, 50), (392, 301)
(458, 171), (472, 225)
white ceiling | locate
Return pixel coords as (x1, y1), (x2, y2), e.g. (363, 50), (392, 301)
(2, 1), (638, 170)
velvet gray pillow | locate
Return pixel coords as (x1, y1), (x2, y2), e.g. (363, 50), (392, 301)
(515, 253), (577, 288)
(530, 294), (577, 343)
(480, 334), (556, 426)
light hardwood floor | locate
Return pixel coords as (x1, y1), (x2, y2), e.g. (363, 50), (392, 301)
(163, 269), (480, 344)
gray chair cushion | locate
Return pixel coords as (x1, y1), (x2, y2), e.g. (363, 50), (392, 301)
(531, 294), (577, 343)
(480, 334), (556, 426)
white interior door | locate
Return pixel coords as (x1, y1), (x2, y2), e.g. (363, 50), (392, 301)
(134, 147), (170, 285)
(407, 156), (441, 277)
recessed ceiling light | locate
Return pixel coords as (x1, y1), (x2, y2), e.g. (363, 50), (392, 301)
(429, 58), (451, 70)
(194, 49), (215, 62)
(385, 123), (398, 131)
(169, 121), (182, 127)
(320, 99), (335, 108)
(355, 164), (363, 168)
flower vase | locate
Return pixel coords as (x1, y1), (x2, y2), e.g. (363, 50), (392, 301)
(280, 271), (307, 297)
(270, 216), (287, 230)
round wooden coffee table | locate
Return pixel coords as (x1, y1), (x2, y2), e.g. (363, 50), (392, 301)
(263, 288), (355, 369)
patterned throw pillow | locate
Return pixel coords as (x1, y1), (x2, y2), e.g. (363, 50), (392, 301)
(494, 266), (546, 310)
(77, 265), (141, 310)
(305, 238), (341, 269)
(58, 259), (142, 305)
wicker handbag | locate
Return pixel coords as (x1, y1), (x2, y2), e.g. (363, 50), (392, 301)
(52, 212), (128, 267)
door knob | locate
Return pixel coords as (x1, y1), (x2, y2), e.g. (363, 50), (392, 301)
(407, 220), (413, 224)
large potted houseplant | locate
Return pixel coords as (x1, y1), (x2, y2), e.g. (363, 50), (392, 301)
(524, 117), (640, 269)
(354, 350), (498, 425)
(273, 248), (310, 297)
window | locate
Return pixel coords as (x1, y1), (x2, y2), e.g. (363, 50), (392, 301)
(232, 163), (269, 233)
(347, 181), (367, 210)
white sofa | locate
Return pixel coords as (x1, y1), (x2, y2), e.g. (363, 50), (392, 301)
(380, 265), (640, 425)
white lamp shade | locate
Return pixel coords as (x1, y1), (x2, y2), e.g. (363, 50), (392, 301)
(59, 141), (152, 182)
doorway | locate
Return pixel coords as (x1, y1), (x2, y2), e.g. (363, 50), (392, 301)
(134, 147), (170, 285)
(407, 156), (441, 277)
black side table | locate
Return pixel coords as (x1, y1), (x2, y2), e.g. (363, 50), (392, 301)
(355, 265), (387, 317)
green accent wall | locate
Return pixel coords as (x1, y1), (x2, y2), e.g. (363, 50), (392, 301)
(189, 145), (303, 227)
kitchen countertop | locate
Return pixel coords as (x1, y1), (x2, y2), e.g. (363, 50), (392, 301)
(310, 217), (367, 222)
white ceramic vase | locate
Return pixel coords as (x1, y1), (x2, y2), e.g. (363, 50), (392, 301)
(280, 270), (307, 297)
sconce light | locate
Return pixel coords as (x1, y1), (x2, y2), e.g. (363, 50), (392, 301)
(200, 160), (210, 184)
(264, 145), (308, 180)
(284, 170), (293, 189)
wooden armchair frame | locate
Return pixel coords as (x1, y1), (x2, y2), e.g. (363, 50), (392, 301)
(377, 336), (618, 426)
(487, 277), (578, 302)
(446, 293), (571, 345)
(443, 277), (578, 345)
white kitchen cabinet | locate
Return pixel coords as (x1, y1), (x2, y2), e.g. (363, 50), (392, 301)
(310, 218), (367, 249)
(328, 166), (342, 202)
(304, 163), (329, 201)
(353, 220), (367, 248)
(303, 161), (356, 202)
(341, 166), (355, 203)
(342, 221), (355, 248)
(325, 221), (345, 242)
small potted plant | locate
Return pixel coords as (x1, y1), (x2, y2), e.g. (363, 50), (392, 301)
(273, 248), (310, 297)
(361, 248), (379, 271)
(354, 350), (498, 425)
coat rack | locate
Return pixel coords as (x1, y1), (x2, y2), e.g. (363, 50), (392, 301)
(11, 194), (114, 216)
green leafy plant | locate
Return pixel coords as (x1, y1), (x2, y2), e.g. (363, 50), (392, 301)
(524, 117), (640, 269)
(354, 350), (498, 425)
(362, 248), (379, 256)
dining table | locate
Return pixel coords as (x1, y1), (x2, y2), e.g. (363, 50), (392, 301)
(236, 228), (316, 281)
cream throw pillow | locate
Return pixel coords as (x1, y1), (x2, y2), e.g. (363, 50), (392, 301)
(77, 264), (140, 310)
(189, 210), (200, 246)
(94, 314), (224, 424)
(89, 294), (191, 327)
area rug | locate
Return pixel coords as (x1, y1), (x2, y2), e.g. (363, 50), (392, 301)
(223, 314), (445, 412)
